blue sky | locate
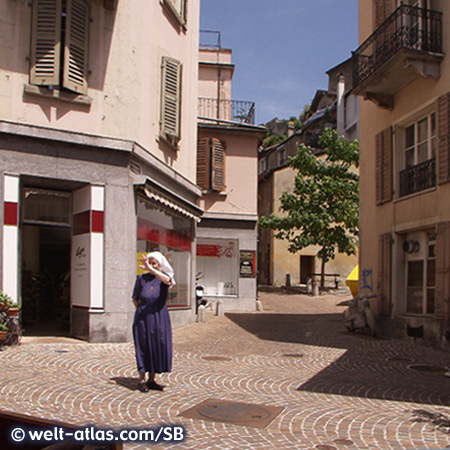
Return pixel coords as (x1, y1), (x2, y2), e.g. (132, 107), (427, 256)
(200, 0), (359, 125)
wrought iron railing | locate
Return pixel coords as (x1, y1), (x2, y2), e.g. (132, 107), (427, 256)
(399, 157), (436, 197)
(198, 98), (255, 124)
(352, 4), (442, 89)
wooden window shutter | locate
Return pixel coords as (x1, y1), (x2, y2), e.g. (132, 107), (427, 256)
(62, 0), (89, 95)
(435, 222), (450, 320)
(161, 57), (182, 141)
(197, 137), (210, 190)
(378, 233), (392, 316)
(375, 127), (393, 204)
(437, 93), (450, 184)
(30, 0), (62, 86)
(211, 138), (225, 191)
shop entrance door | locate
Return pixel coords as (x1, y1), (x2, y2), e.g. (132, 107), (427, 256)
(21, 189), (72, 336)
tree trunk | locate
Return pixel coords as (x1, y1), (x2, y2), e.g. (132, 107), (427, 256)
(320, 258), (325, 291)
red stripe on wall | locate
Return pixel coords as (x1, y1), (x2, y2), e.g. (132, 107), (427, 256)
(91, 210), (104, 233)
(73, 211), (90, 235)
(73, 210), (104, 235)
(4, 202), (18, 226)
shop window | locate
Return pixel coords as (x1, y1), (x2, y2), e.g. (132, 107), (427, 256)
(23, 188), (71, 226)
(197, 238), (238, 296)
(197, 137), (226, 192)
(30, 0), (90, 95)
(136, 196), (192, 307)
(405, 231), (436, 315)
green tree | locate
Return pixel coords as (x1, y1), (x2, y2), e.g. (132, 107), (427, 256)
(259, 128), (359, 289)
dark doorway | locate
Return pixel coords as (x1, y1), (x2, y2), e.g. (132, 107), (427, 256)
(300, 255), (314, 284)
(22, 225), (71, 335)
(21, 188), (72, 336)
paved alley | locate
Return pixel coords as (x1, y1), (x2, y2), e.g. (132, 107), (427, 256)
(1, 290), (450, 450)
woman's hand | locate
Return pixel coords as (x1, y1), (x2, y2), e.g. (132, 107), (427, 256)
(140, 255), (155, 274)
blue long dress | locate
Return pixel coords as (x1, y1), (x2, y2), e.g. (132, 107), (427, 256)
(132, 273), (172, 374)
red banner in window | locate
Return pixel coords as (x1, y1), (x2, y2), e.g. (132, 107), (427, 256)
(137, 218), (191, 252)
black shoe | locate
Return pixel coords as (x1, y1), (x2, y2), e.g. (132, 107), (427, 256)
(147, 380), (164, 391)
(138, 381), (149, 392)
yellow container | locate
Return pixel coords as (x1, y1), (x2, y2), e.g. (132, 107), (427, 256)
(346, 265), (358, 297)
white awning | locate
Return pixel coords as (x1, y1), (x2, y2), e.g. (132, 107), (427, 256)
(143, 187), (202, 222)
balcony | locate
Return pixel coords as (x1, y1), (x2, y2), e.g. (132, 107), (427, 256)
(352, 4), (443, 108)
(198, 98), (255, 125)
(399, 157), (436, 197)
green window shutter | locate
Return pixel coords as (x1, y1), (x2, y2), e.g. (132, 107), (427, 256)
(63, 0), (89, 94)
(437, 93), (450, 184)
(161, 57), (182, 142)
(197, 137), (210, 190)
(30, 0), (62, 86)
(211, 138), (225, 191)
(378, 232), (392, 316)
(375, 127), (393, 204)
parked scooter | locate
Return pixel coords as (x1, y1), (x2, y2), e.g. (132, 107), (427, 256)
(343, 292), (377, 336)
(195, 272), (207, 313)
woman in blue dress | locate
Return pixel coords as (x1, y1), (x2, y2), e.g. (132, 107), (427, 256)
(132, 251), (174, 392)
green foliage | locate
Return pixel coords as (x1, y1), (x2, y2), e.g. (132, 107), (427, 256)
(0, 323), (8, 332)
(261, 132), (287, 148)
(259, 128), (359, 283)
(0, 291), (12, 305)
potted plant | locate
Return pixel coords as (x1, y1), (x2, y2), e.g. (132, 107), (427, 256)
(0, 323), (8, 341)
(0, 291), (11, 311)
(6, 301), (20, 317)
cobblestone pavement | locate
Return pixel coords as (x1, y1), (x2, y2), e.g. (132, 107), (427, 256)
(2, 290), (450, 450)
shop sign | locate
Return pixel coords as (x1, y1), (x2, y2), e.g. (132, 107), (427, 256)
(239, 250), (255, 278)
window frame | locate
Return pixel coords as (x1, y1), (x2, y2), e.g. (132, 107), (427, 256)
(405, 231), (436, 316)
(160, 0), (187, 28)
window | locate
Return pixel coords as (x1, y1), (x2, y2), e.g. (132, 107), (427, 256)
(197, 137), (226, 192)
(398, 112), (436, 197)
(405, 231), (436, 315)
(197, 238), (238, 296)
(277, 148), (287, 167)
(30, 0), (90, 95)
(136, 197), (192, 308)
(160, 57), (182, 146)
(161, 0), (186, 27)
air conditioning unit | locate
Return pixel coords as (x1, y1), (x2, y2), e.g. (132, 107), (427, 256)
(403, 231), (427, 261)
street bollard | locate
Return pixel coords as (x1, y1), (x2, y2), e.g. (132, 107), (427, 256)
(256, 299), (263, 311)
(216, 299), (224, 316)
(197, 304), (206, 323)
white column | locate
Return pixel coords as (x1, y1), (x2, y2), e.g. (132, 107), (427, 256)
(2, 175), (20, 303)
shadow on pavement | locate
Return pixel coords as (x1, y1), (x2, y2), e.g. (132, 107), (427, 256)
(110, 377), (140, 392)
(226, 311), (450, 406)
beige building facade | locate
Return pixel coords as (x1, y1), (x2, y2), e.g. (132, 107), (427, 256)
(355, 0), (450, 347)
(196, 43), (265, 310)
(0, 0), (202, 341)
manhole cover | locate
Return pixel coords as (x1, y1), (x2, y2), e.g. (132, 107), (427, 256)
(179, 398), (284, 428)
(409, 364), (447, 373)
(316, 445), (337, 450)
(283, 353), (304, 358)
(334, 439), (353, 445)
(201, 355), (232, 362)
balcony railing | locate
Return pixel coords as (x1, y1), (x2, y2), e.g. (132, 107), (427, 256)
(399, 157), (436, 197)
(198, 98), (255, 124)
(352, 4), (442, 90)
